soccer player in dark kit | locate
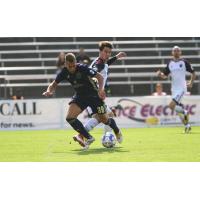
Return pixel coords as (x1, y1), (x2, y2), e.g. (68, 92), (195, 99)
(43, 53), (122, 150)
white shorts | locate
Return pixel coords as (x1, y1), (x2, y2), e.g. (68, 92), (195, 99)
(172, 90), (186, 104)
(87, 104), (112, 116)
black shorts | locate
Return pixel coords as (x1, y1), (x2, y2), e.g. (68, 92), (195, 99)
(69, 95), (106, 114)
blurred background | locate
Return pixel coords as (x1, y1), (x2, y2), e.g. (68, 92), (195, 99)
(0, 37), (200, 99)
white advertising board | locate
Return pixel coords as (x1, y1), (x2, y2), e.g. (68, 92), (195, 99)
(0, 96), (199, 130)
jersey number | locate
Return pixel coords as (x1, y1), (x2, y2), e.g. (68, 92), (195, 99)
(97, 106), (106, 114)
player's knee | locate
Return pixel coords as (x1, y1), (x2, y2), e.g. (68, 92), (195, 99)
(98, 115), (109, 124)
(92, 114), (101, 123)
(66, 112), (78, 121)
(169, 101), (176, 110)
(66, 118), (76, 125)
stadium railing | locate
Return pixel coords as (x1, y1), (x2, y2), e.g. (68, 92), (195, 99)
(1, 38), (200, 98)
(1, 71), (200, 83)
(0, 47), (200, 56)
(0, 39), (199, 46)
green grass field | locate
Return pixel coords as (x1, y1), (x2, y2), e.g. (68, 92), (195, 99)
(0, 127), (200, 162)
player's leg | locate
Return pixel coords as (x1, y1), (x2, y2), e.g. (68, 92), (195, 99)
(84, 117), (100, 132)
(178, 103), (190, 125)
(89, 96), (123, 143)
(84, 107), (100, 132)
(71, 105), (99, 149)
(90, 97), (122, 143)
(66, 98), (94, 147)
(66, 103), (92, 140)
(169, 100), (187, 116)
(84, 105), (113, 134)
(169, 92), (191, 133)
(97, 113), (123, 143)
(103, 106), (115, 134)
(104, 123), (112, 134)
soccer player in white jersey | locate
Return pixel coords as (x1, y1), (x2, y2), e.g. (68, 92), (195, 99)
(157, 46), (196, 133)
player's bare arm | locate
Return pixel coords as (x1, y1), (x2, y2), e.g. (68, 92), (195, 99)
(107, 52), (127, 66)
(187, 71), (196, 88)
(42, 80), (58, 97)
(156, 70), (168, 79)
(95, 72), (106, 100)
(116, 52), (127, 59)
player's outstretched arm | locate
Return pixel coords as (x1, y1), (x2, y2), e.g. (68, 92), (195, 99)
(42, 80), (58, 97)
(95, 72), (106, 100)
(116, 52), (127, 59)
(156, 70), (168, 79)
(187, 71), (196, 88)
(107, 52), (127, 66)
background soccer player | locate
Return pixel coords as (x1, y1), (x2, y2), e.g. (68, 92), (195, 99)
(43, 53), (122, 149)
(157, 46), (196, 133)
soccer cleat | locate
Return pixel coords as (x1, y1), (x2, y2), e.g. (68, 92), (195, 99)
(184, 124), (192, 134)
(78, 133), (84, 141)
(83, 137), (95, 150)
(73, 134), (86, 147)
(115, 130), (123, 144)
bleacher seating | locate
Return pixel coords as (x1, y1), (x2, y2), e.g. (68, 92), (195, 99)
(0, 37), (200, 99)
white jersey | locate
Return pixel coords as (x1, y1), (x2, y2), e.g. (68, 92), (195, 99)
(163, 59), (194, 93)
(89, 56), (117, 88)
(89, 58), (108, 87)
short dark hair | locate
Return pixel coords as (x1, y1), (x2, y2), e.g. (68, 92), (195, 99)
(65, 53), (76, 63)
(99, 41), (113, 51)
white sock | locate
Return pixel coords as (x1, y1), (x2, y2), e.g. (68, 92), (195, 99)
(84, 118), (99, 132)
(104, 125), (112, 134)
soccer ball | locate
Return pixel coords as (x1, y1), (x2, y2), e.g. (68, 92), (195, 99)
(102, 132), (116, 148)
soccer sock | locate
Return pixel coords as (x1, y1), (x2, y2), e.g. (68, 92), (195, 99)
(66, 118), (92, 139)
(178, 113), (187, 125)
(175, 104), (188, 125)
(104, 125), (112, 134)
(105, 118), (120, 134)
(84, 118), (99, 132)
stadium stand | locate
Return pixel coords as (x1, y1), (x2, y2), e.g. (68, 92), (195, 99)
(0, 37), (200, 99)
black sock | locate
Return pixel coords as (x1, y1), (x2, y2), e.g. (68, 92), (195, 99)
(66, 118), (92, 139)
(105, 118), (120, 134)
